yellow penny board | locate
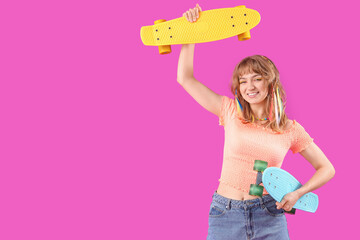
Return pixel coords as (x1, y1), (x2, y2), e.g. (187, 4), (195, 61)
(140, 6), (261, 46)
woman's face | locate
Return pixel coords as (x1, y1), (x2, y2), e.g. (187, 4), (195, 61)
(238, 72), (269, 105)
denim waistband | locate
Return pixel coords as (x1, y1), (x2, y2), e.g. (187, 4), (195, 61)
(212, 190), (275, 209)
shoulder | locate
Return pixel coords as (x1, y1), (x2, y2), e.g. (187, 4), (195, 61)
(219, 96), (238, 125)
(288, 120), (312, 136)
(222, 95), (235, 105)
(221, 96), (237, 113)
(225, 96), (244, 118)
(284, 119), (295, 131)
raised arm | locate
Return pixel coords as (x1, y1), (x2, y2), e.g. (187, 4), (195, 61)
(177, 5), (222, 117)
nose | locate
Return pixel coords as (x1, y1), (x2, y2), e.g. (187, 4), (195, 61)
(248, 81), (256, 90)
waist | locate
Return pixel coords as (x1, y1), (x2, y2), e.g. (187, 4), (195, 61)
(211, 190), (275, 208)
(217, 181), (268, 200)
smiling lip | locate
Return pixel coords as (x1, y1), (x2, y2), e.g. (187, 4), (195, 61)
(247, 92), (259, 98)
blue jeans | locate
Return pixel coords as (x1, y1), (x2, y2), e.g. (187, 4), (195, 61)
(207, 191), (290, 240)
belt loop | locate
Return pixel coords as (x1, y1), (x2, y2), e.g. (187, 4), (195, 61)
(212, 190), (217, 198)
(259, 196), (265, 209)
(225, 199), (231, 210)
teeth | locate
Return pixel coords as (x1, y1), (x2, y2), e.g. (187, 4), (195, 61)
(248, 92), (259, 96)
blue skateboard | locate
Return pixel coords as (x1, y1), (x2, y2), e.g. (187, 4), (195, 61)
(249, 160), (319, 214)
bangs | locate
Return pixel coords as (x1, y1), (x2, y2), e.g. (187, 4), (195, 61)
(236, 58), (269, 80)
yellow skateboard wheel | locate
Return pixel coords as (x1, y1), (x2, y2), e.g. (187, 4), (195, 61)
(154, 19), (171, 54)
(154, 19), (166, 24)
(238, 31), (251, 41)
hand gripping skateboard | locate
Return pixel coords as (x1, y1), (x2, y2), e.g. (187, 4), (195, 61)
(249, 160), (319, 214)
(140, 5), (261, 54)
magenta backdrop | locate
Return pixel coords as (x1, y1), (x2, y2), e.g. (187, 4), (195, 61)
(0, 0), (358, 239)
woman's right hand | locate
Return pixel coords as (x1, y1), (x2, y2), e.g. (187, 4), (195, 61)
(182, 4), (202, 23)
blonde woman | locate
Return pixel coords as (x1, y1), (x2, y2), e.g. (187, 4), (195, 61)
(178, 4), (335, 240)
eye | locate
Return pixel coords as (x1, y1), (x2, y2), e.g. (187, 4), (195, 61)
(256, 78), (262, 81)
(240, 81), (246, 84)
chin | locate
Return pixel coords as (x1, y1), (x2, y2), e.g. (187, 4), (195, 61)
(248, 100), (262, 104)
(246, 97), (266, 104)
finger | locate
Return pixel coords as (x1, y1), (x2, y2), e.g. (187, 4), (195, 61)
(282, 203), (287, 210)
(190, 9), (196, 22)
(196, 4), (202, 12)
(284, 200), (294, 211)
(193, 9), (198, 21)
(185, 12), (190, 22)
(284, 204), (291, 211)
(277, 200), (286, 209)
(195, 8), (199, 18)
(187, 9), (192, 22)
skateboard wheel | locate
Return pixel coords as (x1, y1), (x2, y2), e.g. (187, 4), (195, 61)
(249, 184), (264, 197)
(253, 160), (268, 172)
(238, 31), (251, 41)
(154, 19), (166, 24)
(285, 208), (296, 215)
(153, 19), (172, 54)
(158, 45), (171, 55)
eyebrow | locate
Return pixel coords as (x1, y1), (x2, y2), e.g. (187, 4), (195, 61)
(239, 74), (261, 80)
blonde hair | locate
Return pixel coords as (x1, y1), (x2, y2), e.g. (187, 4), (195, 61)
(230, 55), (289, 133)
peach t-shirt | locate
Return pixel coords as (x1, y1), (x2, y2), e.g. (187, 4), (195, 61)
(218, 95), (314, 194)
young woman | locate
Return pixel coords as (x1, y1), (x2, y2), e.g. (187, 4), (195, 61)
(178, 4), (335, 240)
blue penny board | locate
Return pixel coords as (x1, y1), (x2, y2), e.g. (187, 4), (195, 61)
(263, 167), (319, 213)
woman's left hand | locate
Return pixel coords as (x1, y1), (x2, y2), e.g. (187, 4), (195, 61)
(276, 191), (301, 211)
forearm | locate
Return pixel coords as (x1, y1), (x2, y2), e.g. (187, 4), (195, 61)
(177, 44), (195, 82)
(294, 166), (335, 198)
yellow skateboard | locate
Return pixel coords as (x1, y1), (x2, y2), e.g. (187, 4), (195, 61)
(140, 5), (261, 54)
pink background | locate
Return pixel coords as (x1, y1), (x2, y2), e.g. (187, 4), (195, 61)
(0, 0), (358, 239)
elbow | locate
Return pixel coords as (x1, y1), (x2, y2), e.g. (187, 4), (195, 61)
(326, 163), (336, 180)
(177, 75), (185, 85)
(330, 165), (336, 179)
(177, 76), (194, 86)
(328, 159), (336, 178)
(177, 77), (184, 85)
(317, 162), (335, 180)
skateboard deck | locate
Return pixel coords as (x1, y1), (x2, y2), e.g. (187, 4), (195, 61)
(263, 167), (319, 213)
(140, 6), (261, 47)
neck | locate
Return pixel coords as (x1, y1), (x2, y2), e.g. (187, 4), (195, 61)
(250, 102), (267, 120)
